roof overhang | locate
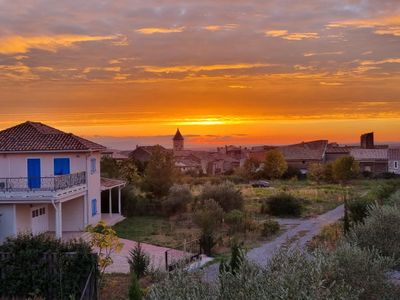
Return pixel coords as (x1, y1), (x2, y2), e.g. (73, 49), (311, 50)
(101, 177), (127, 191)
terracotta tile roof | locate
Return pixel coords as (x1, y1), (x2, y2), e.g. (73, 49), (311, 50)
(101, 177), (126, 190)
(350, 148), (388, 161)
(388, 149), (400, 161)
(279, 140), (328, 161)
(326, 144), (351, 153)
(249, 140), (328, 162)
(0, 121), (106, 152)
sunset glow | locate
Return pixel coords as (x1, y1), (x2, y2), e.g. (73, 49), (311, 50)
(0, 1), (399, 149)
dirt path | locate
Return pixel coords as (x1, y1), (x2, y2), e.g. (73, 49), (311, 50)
(203, 205), (344, 282)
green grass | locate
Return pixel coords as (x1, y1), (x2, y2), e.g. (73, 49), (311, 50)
(113, 215), (200, 249)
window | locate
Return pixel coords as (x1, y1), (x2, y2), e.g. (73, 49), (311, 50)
(91, 199), (97, 216)
(54, 158), (70, 175)
(90, 158), (96, 174)
(395, 161), (399, 169)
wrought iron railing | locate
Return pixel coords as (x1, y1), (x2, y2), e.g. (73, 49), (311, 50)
(0, 172), (86, 192)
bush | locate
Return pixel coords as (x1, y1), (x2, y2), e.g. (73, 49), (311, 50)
(370, 180), (400, 203)
(148, 245), (400, 300)
(128, 242), (150, 279)
(0, 233), (97, 299)
(162, 184), (193, 216)
(308, 222), (343, 251)
(201, 181), (244, 212)
(261, 219), (280, 237)
(264, 193), (304, 217)
(225, 209), (245, 233)
(325, 242), (399, 300)
(348, 197), (375, 224)
(347, 205), (400, 261)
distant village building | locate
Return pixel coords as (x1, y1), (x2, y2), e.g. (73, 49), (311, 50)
(248, 140), (328, 174)
(388, 149), (400, 175)
(173, 129), (184, 151)
(130, 145), (168, 164)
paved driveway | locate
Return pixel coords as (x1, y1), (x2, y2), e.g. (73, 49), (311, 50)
(204, 205), (344, 282)
(105, 238), (188, 274)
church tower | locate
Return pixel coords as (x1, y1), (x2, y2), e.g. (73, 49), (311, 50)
(173, 128), (184, 151)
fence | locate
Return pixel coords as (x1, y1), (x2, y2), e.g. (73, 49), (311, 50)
(0, 251), (98, 300)
(165, 238), (202, 272)
(0, 171), (86, 192)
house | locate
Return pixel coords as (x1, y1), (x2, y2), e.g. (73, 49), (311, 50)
(325, 143), (351, 162)
(248, 140), (328, 174)
(0, 121), (125, 242)
(350, 148), (388, 175)
(130, 145), (168, 164)
(102, 149), (130, 161)
(388, 148), (400, 175)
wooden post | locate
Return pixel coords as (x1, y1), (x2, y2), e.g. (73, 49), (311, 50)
(109, 188), (112, 216)
(118, 186), (121, 215)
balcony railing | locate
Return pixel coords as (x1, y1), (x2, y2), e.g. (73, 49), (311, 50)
(0, 172), (86, 193)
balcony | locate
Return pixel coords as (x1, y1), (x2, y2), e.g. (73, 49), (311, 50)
(0, 172), (86, 200)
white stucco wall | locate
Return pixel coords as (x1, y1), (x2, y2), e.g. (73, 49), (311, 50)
(0, 152), (87, 178)
(62, 196), (85, 231)
(15, 204), (31, 233)
(389, 160), (400, 175)
(87, 152), (102, 225)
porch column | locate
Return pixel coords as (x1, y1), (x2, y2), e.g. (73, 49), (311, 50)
(55, 202), (62, 239)
(118, 186), (121, 215)
(83, 193), (88, 226)
(109, 188), (112, 216)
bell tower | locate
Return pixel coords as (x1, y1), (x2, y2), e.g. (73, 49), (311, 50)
(173, 128), (184, 151)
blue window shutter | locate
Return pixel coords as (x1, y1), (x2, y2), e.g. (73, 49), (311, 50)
(90, 158), (96, 174)
(54, 158), (70, 175)
(27, 159), (41, 189)
(91, 199), (97, 216)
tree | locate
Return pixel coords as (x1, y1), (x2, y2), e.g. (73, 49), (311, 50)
(129, 273), (142, 300)
(101, 156), (120, 179)
(264, 149), (288, 179)
(332, 156), (360, 184)
(194, 199), (224, 256)
(219, 239), (245, 276)
(86, 221), (123, 280)
(200, 181), (244, 212)
(308, 163), (325, 184)
(142, 146), (176, 198)
(119, 158), (141, 185)
(238, 157), (260, 180)
(162, 184), (193, 216)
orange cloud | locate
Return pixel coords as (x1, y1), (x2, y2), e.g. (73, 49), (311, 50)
(327, 15), (400, 37)
(265, 30), (319, 40)
(203, 24), (238, 31)
(139, 63), (271, 73)
(0, 35), (119, 54)
(135, 27), (185, 34)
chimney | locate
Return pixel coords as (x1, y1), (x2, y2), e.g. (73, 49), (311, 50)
(360, 132), (374, 149)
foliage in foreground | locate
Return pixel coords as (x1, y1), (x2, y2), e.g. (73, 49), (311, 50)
(147, 243), (400, 300)
(0, 233), (97, 299)
(347, 204), (400, 262)
(128, 242), (150, 279)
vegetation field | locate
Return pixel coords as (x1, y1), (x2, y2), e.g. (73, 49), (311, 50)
(114, 179), (380, 254)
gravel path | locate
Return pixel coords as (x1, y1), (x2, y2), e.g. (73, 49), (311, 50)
(203, 205), (344, 282)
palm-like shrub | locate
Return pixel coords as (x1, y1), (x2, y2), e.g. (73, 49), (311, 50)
(128, 242), (150, 279)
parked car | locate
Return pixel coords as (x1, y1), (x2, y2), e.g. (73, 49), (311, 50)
(251, 180), (270, 188)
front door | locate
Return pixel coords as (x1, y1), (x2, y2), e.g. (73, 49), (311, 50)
(27, 158), (41, 189)
(31, 205), (48, 235)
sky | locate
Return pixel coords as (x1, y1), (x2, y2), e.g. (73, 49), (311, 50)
(0, 0), (399, 149)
